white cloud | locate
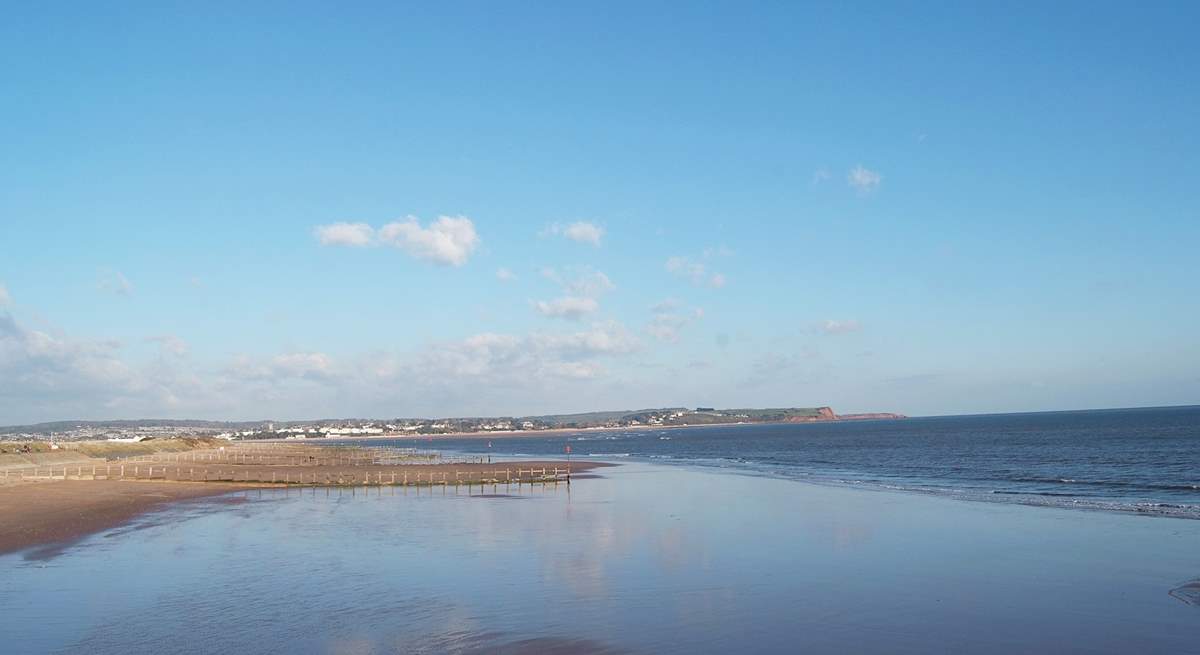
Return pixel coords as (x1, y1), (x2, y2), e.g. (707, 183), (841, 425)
(645, 300), (704, 343)
(534, 296), (599, 320)
(542, 361), (603, 379)
(0, 316), (239, 419)
(271, 352), (334, 379)
(0, 305), (650, 422)
(314, 221), (374, 246)
(0, 323), (344, 419)
(0, 313), (139, 413)
(563, 221), (604, 246)
(847, 165), (882, 193)
(645, 316), (686, 343)
(665, 256), (726, 288)
(97, 270), (133, 296)
(565, 270), (615, 297)
(532, 321), (640, 357)
(147, 334), (189, 357)
(379, 321), (639, 391)
(543, 221), (605, 246)
(539, 267), (614, 296)
(226, 351), (336, 383)
(812, 167), (831, 185)
(314, 215), (480, 266)
(819, 319), (862, 335)
(0, 284), (10, 306)
(496, 267), (517, 282)
(378, 215), (480, 266)
(651, 298), (682, 313)
(534, 267), (615, 319)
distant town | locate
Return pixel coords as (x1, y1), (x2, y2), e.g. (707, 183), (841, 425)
(0, 406), (906, 443)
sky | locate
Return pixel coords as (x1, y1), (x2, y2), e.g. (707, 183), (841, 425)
(2, 2), (1198, 423)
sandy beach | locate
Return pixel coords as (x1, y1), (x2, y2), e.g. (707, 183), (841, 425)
(0, 442), (608, 557)
(0, 480), (246, 556)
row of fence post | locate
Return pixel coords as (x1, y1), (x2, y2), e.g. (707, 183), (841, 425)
(2, 465), (568, 486)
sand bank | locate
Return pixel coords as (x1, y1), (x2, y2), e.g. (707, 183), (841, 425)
(0, 480), (246, 556)
(0, 460), (610, 556)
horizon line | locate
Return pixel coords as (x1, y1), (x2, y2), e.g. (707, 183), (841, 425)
(4, 402), (1198, 430)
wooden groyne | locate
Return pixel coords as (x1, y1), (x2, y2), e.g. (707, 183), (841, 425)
(0, 442), (586, 488)
(3, 464), (571, 486)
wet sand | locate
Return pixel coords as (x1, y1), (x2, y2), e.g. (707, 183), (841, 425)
(5, 460), (1199, 654)
(0, 480), (246, 556)
(0, 461), (609, 556)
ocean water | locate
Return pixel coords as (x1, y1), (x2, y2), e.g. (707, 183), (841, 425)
(4, 462), (1200, 654)
(404, 406), (1200, 519)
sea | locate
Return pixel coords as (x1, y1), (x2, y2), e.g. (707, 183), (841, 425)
(408, 405), (1200, 519)
(5, 406), (1200, 654)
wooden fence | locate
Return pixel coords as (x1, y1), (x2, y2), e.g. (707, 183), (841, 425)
(1, 464), (570, 487)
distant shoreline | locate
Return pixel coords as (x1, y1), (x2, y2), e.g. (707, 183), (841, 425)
(0, 407), (906, 439)
(281, 423), (673, 443)
(264, 415), (908, 443)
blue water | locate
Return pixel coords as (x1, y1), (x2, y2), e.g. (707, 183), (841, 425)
(6, 462), (1200, 654)
(392, 405), (1200, 519)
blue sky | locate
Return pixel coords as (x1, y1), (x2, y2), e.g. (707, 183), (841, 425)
(2, 2), (1198, 423)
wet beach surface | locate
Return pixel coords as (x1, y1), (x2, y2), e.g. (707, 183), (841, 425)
(2, 461), (1199, 654)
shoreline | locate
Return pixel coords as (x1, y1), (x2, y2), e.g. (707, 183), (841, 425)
(265, 419), (869, 443)
(0, 480), (251, 557)
(9, 460), (1200, 653)
(269, 423), (684, 442)
(0, 459), (610, 557)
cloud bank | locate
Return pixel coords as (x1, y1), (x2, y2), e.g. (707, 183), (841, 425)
(0, 310), (646, 423)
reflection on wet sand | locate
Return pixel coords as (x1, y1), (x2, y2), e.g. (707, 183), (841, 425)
(1170, 578), (1200, 606)
(3, 462), (1200, 655)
